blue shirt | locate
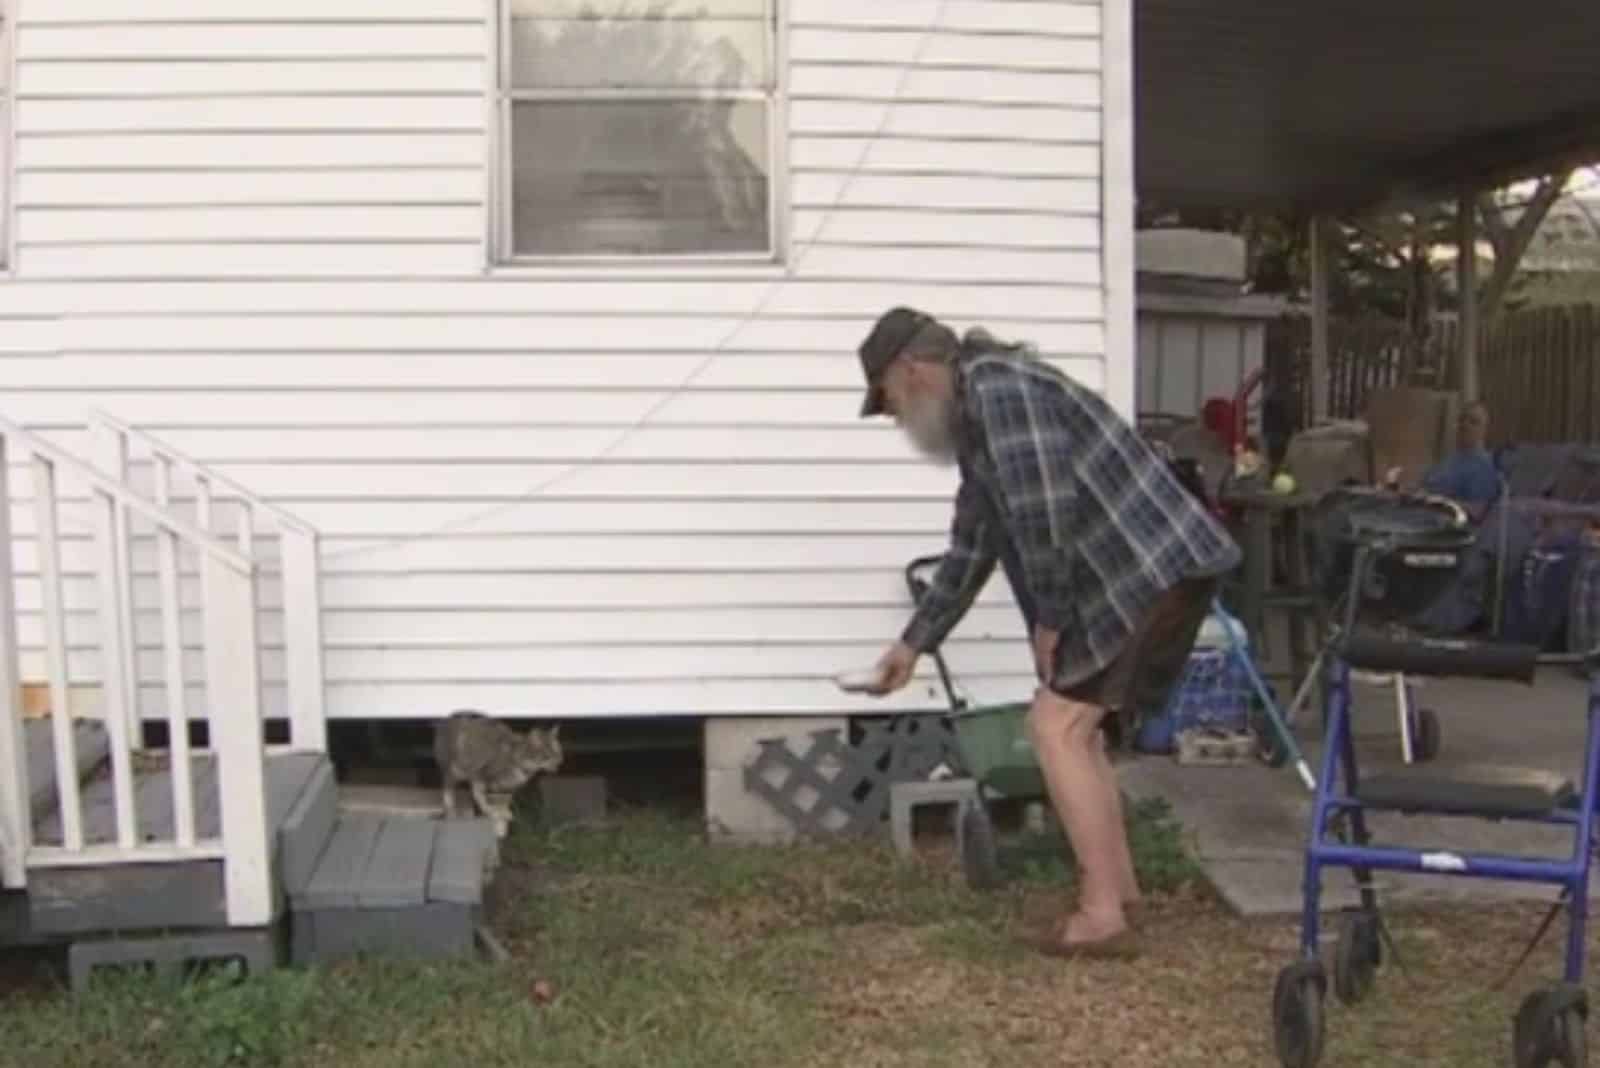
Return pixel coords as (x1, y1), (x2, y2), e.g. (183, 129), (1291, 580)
(1421, 448), (1501, 508)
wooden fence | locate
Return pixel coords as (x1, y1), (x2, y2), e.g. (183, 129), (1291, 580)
(1449, 305), (1600, 445)
(1268, 304), (1600, 445)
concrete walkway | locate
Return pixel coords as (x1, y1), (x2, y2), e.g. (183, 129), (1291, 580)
(1118, 666), (1598, 917)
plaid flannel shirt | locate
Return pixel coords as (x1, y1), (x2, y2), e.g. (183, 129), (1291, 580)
(901, 347), (1242, 687)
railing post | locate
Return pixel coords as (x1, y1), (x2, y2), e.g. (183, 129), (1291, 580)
(153, 458), (197, 849)
(204, 558), (273, 927)
(93, 489), (140, 851)
(92, 423), (143, 752)
(280, 527), (326, 752)
(0, 435), (32, 888)
(32, 456), (85, 851)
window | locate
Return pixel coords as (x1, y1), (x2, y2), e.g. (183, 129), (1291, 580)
(494, 0), (780, 262)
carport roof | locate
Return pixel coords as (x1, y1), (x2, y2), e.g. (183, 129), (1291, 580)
(1135, 0), (1600, 213)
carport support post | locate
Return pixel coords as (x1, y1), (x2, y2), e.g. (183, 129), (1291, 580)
(1308, 216), (1332, 423)
(1456, 192), (1480, 402)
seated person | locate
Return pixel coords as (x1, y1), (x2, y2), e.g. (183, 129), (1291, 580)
(1417, 402), (1501, 517)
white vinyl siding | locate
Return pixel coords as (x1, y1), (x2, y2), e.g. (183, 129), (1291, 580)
(2, 0), (1115, 720)
(1, 2), (12, 269)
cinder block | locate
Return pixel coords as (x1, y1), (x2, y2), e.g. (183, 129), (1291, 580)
(704, 767), (791, 843)
(888, 778), (981, 858)
(68, 927), (280, 992)
(539, 775), (608, 826)
(703, 717), (854, 843)
(703, 716), (846, 772)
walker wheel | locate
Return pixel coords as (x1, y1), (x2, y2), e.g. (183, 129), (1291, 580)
(1514, 984), (1588, 1068)
(958, 799), (1001, 892)
(1332, 910), (1382, 1005)
(1272, 961), (1327, 1068)
(1411, 707), (1441, 763)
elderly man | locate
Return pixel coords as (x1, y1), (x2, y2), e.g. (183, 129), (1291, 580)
(852, 307), (1241, 957)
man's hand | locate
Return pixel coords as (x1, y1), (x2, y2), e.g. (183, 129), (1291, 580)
(866, 641), (919, 696)
(1032, 625), (1059, 683)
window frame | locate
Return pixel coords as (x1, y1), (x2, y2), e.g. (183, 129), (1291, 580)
(487, 0), (787, 270)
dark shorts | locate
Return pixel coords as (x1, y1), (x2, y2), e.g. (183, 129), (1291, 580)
(1050, 576), (1218, 746)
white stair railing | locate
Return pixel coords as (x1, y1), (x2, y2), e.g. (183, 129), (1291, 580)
(88, 411), (326, 754)
(0, 414), (275, 926)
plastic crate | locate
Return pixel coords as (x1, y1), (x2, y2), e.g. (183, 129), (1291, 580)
(1135, 647), (1254, 755)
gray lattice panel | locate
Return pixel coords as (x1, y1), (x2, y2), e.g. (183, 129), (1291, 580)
(864, 715), (967, 782)
(741, 715), (968, 837)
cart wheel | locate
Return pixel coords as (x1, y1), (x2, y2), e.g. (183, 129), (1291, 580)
(1332, 910), (1382, 1006)
(959, 800), (1001, 892)
(1411, 707), (1442, 763)
(1272, 961), (1327, 1068)
(1514, 985), (1588, 1068)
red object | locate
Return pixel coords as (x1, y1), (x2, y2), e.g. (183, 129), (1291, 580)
(1202, 397), (1240, 452)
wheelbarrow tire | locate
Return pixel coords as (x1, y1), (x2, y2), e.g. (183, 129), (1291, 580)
(959, 800), (1001, 892)
(1332, 910), (1381, 1006)
(1272, 961), (1326, 1068)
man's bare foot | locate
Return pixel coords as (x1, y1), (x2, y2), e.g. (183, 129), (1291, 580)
(1017, 910), (1141, 960)
(1059, 908), (1128, 946)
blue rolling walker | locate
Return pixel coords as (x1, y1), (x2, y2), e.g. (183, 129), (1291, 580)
(1272, 488), (1600, 1068)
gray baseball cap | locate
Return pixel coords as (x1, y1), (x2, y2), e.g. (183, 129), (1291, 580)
(856, 306), (935, 417)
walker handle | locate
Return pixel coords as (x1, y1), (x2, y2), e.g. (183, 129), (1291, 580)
(1339, 626), (1542, 684)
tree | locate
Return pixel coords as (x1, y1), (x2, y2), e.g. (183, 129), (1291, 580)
(1139, 166), (1596, 411)
(1475, 170), (1579, 317)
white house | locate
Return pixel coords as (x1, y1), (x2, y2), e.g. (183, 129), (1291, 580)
(2, 0), (1132, 715)
(0, 0), (1134, 892)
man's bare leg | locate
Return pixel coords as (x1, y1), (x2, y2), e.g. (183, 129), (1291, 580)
(1026, 687), (1134, 944)
(1092, 730), (1142, 908)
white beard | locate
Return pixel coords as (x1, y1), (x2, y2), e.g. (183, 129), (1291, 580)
(900, 392), (957, 466)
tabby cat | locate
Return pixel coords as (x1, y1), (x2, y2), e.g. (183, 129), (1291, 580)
(434, 711), (563, 837)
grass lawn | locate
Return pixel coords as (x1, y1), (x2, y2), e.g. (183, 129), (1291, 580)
(0, 796), (1595, 1068)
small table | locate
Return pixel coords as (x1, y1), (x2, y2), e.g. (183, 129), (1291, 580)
(1219, 484), (1326, 697)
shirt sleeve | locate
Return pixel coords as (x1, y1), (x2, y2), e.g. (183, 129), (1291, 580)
(900, 476), (998, 653)
(971, 376), (1076, 631)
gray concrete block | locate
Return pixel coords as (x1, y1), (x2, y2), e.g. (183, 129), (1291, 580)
(538, 775), (607, 827)
(703, 716), (846, 772)
(888, 778), (979, 858)
(68, 927), (279, 993)
(705, 768), (793, 843)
